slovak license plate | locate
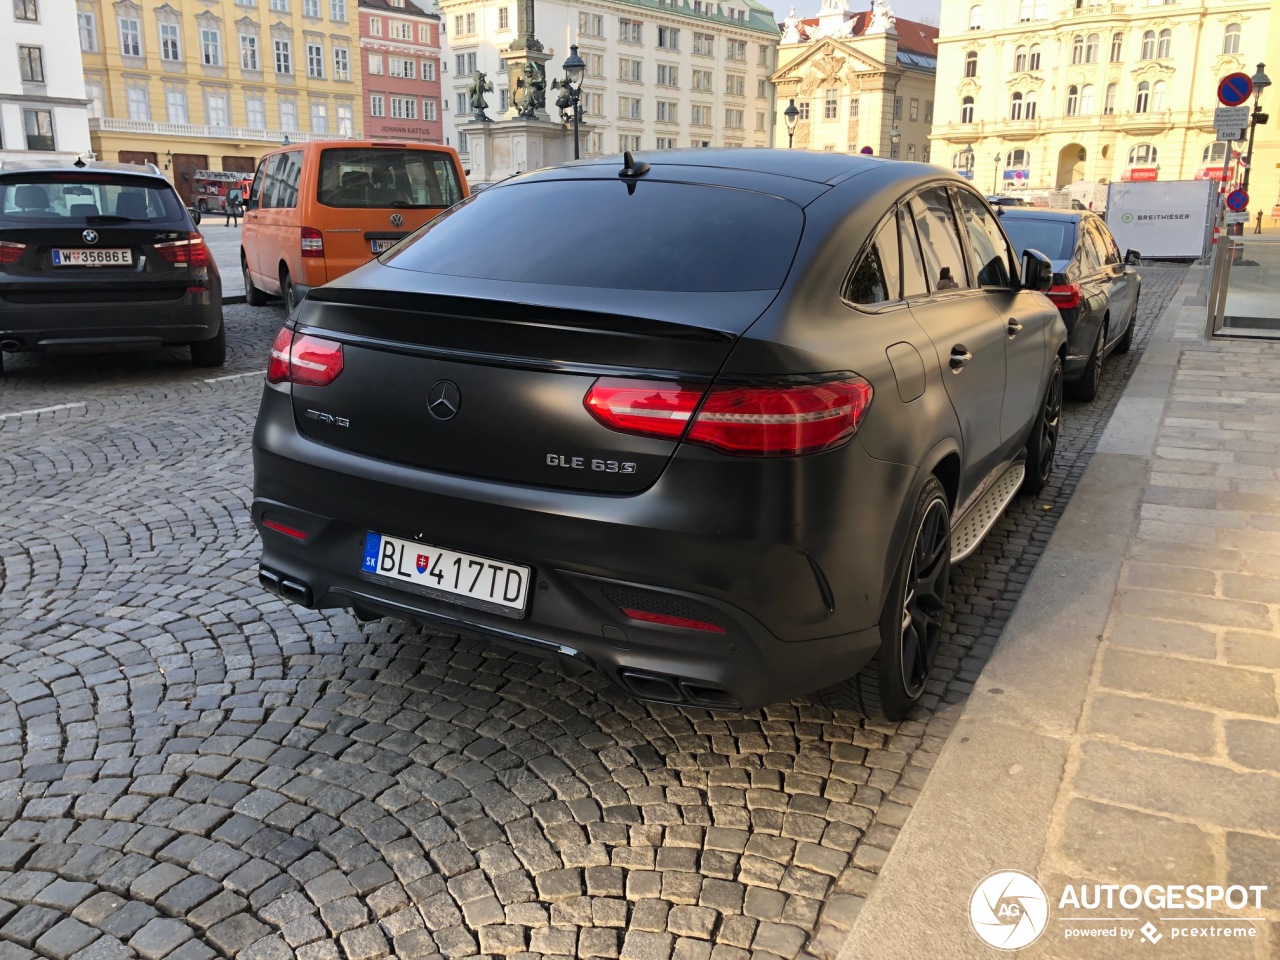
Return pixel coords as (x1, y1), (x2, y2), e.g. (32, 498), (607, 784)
(370, 239), (396, 253)
(52, 248), (132, 266)
(361, 532), (531, 616)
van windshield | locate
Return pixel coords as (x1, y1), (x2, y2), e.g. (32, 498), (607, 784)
(317, 148), (463, 209)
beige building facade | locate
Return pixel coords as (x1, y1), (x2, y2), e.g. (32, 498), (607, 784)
(931, 0), (1269, 195)
(770, 0), (937, 160)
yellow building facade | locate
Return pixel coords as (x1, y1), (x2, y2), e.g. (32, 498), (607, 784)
(78, 0), (363, 202)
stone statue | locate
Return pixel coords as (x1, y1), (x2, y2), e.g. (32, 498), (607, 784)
(781, 6), (802, 43)
(867, 0), (896, 34)
(551, 73), (581, 123)
(467, 70), (494, 121)
(513, 60), (545, 119)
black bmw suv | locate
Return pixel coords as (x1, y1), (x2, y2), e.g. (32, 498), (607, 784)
(0, 160), (224, 372)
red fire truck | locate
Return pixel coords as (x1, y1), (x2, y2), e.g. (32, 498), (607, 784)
(192, 170), (253, 214)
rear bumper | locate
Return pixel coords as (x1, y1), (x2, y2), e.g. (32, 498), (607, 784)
(0, 293), (222, 348)
(252, 388), (911, 710)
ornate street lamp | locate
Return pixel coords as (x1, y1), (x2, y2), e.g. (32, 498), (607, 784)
(164, 149), (173, 170)
(784, 98), (799, 149)
(561, 44), (586, 160)
(993, 150), (1003, 195)
(961, 144), (975, 180)
(889, 125), (901, 158)
(1243, 63), (1270, 195)
(282, 133), (291, 146)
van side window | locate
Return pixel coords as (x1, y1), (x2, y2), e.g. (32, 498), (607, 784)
(274, 150), (303, 209)
(898, 205), (929, 298)
(909, 188), (972, 292)
(844, 214), (902, 306)
(955, 190), (1014, 287)
(249, 160), (267, 206)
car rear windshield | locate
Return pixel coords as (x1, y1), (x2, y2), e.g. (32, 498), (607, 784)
(317, 148), (464, 209)
(998, 217), (1076, 260)
(0, 173), (184, 225)
(383, 179), (805, 292)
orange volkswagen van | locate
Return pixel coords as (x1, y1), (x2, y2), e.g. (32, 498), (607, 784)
(240, 140), (468, 311)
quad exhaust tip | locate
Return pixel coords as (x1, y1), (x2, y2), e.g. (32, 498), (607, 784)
(619, 670), (740, 710)
(258, 565), (314, 607)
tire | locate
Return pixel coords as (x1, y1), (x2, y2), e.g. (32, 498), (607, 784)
(198, 200), (209, 214)
(282, 270), (299, 315)
(242, 255), (268, 307)
(190, 320), (226, 368)
(1115, 299), (1138, 354)
(1022, 357), (1062, 496)
(1068, 319), (1105, 402)
(817, 476), (951, 722)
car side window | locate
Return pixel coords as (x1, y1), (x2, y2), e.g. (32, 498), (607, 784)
(955, 190), (1013, 288)
(1091, 220), (1121, 265)
(898, 206), (930, 298)
(909, 189), (971, 292)
(249, 160), (267, 206)
(844, 214), (902, 306)
(1078, 223), (1106, 272)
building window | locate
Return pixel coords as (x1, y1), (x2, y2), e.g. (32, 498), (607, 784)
(455, 52), (476, 75)
(961, 96), (974, 123)
(1128, 143), (1157, 165)
(1029, 44), (1040, 70)
(691, 103), (710, 125)
(726, 73), (745, 96)
(457, 132), (468, 152)
(1010, 91), (1023, 120)
(889, 142), (899, 159)
(1071, 35), (1082, 64)
(422, 99), (435, 122)
(240, 34), (259, 70)
(78, 11), (98, 51)
(335, 102), (352, 134)
(618, 133), (641, 152)
(925, 100), (933, 122)
(18, 45), (44, 82)
(389, 56), (414, 78)
(755, 110), (764, 131)
(333, 46), (349, 80)
(757, 78), (766, 98)
(14, 0), (37, 20)
(727, 39), (746, 60)
(246, 94), (265, 127)
(1086, 33), (1098, 63)
(371, 94), (385, 117)
(303, 0), (318, 16)
(578, 12), (602, 37)
(280, 99), (297, 130)
(1157, 29), (1171, 58)
(1066, 85), (1078, 116)
(823, 88), (837, 119)
(758, 44), (771, 67)
(84, 80), (104, 118)
(126, 84), (150, 120)
(586, 53), (603, 77)
(1152, 79), (1166, 110)
(656, 99), (677, 121)
(330, 0), (346, 20)
(23, 108), (55, 151)
(310, 101), (328, 132)
(166, 88), (188, 123)
(1110, 32), (1122, 61)
(657, 25), (679, 50)
(207, 91), (229, 126)
(160, 23), (181, 61)
(1013, 47), (1025, 72)
(368, 16), (381, 36)
(270, 0), (288, 11)
(954, 150), (973, 171)
(965, 51), (978, 77)
(909, 98), (919, 122)
(619, 57), (642, 82)
(1025, 92), (1037, 120)
(693, 32), (713, 56)
(202, 28), (222, 66)
(1080, 84), (1095, 114)
(418, 23), (430, 42)
(1006, 148), (1028, 170)
(922, 146), (930, 162)
(119, 15), (142, 56)
(274, 39), (291, 74)
(307, 43), (325, 77)
(422, 59), (434, 80)
(1223, 23), (1240, 55)
(692, 68), (713, 91)
(968, 4), (981, 30)
(1018, 0), (1031, 21)
(1135, 81), (1150, 112)
(657, 63), (678, 87)
(618, 18), (641, 43)
(656, 136), (676, 149)
(618, 95), (642, 120)
(893, 96), (902, 119)
(1203, 141), (1227, 163)
(498, 88), (508, 112)
(1140, 30), (1154, 59)
(725, 107), (743, 129)
(1104, 83), (1117, 114)
(907, 144), (916, 161)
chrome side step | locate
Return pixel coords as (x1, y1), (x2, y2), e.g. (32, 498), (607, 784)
(950, 461), (1025, 564)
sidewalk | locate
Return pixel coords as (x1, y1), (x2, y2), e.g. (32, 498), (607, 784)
(840, 264), (1280, 959)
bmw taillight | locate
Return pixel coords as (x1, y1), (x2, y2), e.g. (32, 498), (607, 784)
(301, 226), (325, 258)
(0, 240), (25, 265)
(153, 233), (209, 267)
(1045, 283), (1082, 310)
(266, 326), (343, 386)
(584, 376), (873, 457)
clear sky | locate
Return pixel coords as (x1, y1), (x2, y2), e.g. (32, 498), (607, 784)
(761, 0), (941, 27)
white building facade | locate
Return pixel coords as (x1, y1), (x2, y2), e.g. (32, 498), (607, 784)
(2, 0), (92, 165)
(931, 0), (1270, 192)
(437, 0), (780, 162)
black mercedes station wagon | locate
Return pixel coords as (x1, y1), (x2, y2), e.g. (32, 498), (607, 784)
(0, 161), (224, 372)
(253, 150), (1066, 719)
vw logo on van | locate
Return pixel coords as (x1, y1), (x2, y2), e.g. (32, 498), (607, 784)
(390, 214), (404, 228)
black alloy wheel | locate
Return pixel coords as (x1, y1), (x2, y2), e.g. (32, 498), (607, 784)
(1022, 357), (1062, 495)
(282, 271), (299, 315)
(1115, 301), (1138, 353)
(1070, 321), (1105, 402)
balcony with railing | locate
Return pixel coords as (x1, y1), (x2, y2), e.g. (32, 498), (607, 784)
(89, 117), (354, 143)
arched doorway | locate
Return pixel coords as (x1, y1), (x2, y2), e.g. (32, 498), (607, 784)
(1057, 144), (1086, 187)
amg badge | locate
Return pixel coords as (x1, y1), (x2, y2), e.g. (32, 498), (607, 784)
(546, 454), (637, 474)
(304, 408), (350, 427)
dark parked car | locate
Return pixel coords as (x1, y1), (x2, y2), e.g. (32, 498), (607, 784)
(986, 195), (1027, 207)
(0, 160), (224, 373)
(997, 210), (1140, 401)
(253, 150), (1066, 719)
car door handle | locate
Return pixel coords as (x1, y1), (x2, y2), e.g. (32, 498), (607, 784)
(1007, 318), (1024, 337)
(949, 346), (973, 371)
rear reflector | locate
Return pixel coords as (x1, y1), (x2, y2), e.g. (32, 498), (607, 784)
(0, 240), (25, 265)
(585, 375), (873, 457)
(301, 226), (324, 258)
(261, 519), (309, 540)
(266, 326), (344, 386)
(620, 607), (726, 634)
(153, 233), (209, 267)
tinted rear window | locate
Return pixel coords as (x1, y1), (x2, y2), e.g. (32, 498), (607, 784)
(317, 147), (463, 209)
(0, 174), (184, 225)
(998, 217), (1076, 260)
(383, 179), (804, 292)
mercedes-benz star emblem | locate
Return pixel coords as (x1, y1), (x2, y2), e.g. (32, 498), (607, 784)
(427, 380), (460, 421)
(390, 213), (404, 228)
(82, 229), (98, 244)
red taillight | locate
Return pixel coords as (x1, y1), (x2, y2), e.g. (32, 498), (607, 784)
(0, 240), (25, 265)
(266, 326), (344, 386)
(154, 233), (209, 267)
(620, 607), (726, 634)
(1046, 283), (1081, 310)
(584, 376), (873, 458)
(301, 226), (325, 258)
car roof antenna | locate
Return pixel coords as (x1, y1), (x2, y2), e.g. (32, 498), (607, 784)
(619, 151), (649, 179)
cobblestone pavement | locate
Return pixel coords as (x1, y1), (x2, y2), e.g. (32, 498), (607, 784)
(0, 268), (1186, 960)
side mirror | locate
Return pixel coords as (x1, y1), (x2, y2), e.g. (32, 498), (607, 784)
(1124, 249), (1141, 265)
(1021, 249), (1053, 293)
